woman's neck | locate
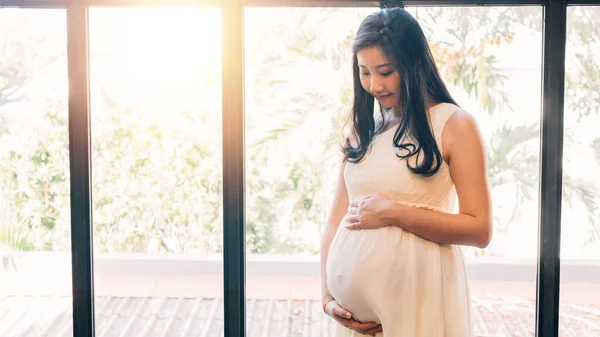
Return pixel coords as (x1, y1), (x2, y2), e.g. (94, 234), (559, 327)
(377, 108), (401, 132)
(386, 107), (401, 121)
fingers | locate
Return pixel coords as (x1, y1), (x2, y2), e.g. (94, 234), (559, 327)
(346, 205), (358, 215)
(333, 317), (379, 332)
(350, 195), (372, 207)
(329, 301), (352, 319)
(325, 299), (381, 336)
(344, 212), (358, 222)
(344, 213), (360, 222)
(328, 305), (380, 336)
(343, 214), (360, 227)
(362, 324), (383, 335)
(344, 206), (362, 230)
(345, 320), (380, 332)
(351, 321), (379, 330)
(345, 223), (360, 230)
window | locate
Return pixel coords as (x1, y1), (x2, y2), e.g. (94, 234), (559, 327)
(411, 6), (544, 335)
(560, 6), (600, 336)
(244, 5), (545, 335)
(0, 8), (71, 336)
(0, 1), (596, 337)
(88, 8), (224, 334)
(244, 7), (377, 334)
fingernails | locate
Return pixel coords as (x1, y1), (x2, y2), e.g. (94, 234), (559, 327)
(345, 312), (351, 318)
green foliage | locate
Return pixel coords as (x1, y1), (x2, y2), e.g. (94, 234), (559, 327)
(0, 101), (70, 251)
(90, 92), (223, 253)
(416, 7), (528, 115)
(1, 7), (600, 256)
(488, 124), (539, 198)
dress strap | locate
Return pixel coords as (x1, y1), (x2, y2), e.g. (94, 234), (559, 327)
(429, 102), (460, 150)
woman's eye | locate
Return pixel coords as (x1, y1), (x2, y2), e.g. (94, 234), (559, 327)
(381, 71), (392, 76)
(361, 72), (370, 76)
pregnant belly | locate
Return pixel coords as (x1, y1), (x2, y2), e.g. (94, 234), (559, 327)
(326, 225), (407, 323)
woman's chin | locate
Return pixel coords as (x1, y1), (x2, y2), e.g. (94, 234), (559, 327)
(378, 102), (395, 109)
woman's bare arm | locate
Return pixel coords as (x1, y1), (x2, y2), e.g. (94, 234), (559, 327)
(380, 110), (492, 247)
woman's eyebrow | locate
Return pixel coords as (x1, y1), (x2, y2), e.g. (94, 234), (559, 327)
(358, 63), (392, 69)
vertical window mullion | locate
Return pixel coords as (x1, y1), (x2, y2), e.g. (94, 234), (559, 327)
(536, 1), (567, 337)
(67, 3), (95, 337)
(222, 1), (246, 337)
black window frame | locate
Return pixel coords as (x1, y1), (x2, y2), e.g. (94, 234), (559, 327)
(0, 0), (596, 336)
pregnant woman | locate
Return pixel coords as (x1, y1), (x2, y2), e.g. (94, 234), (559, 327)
(320, 7), (493, 337)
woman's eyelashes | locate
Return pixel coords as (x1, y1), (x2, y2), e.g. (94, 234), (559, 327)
(360, 71), (393, 77)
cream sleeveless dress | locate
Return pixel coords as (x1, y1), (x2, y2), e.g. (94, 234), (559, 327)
(326, 103), (473, 337)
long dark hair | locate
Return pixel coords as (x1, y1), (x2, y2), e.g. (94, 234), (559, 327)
(343, 7), (458, 177)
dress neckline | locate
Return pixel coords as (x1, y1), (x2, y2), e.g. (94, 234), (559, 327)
(377, 102), (445, 137)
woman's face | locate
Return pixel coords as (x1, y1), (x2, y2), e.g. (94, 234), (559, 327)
(356, 45), (401, 111)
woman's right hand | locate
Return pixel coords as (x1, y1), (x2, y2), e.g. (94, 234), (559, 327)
(324, 299), (383, 336)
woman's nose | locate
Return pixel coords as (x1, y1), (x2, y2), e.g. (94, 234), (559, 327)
(370, 77), (384, 93)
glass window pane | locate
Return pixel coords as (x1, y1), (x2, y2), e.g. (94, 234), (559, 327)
(89, 8), (223, 336)
(560, 6), (600, 336)
(0, 8), (71, 336)
(412, 6), (543, 335)
(244, 7), (377, 335)
(245, 6), (543, 336)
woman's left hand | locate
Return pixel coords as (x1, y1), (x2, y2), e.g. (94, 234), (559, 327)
(344, 192), (391, 230)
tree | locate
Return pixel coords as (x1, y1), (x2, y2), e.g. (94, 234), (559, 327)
(2, 6), (600, 255)
(562, 6), (600, 250)
(245, 8), (369, 254)
(247, 6), (600, 257)
(0, 10), (68, 252)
